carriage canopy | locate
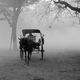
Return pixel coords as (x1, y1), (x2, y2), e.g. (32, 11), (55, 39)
(22, 29), (41, 36)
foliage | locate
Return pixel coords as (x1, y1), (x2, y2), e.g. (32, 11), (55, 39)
(33, 0), (80, 25)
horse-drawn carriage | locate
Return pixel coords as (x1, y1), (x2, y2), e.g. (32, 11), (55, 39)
(18, 29), (44, 65)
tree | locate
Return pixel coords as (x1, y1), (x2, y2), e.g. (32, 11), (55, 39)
(52, 0), (80, 24)
(0, 0), (39, 50)
(51, 0), (80, 22)
(53, 0), (80, 12)
(33, 0), (80, 26)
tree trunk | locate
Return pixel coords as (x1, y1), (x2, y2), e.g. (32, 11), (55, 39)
(11, 7), (21, 50)
(12, 26), (17, 50)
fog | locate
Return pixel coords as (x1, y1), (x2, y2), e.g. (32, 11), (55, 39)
(0, 21), (11, 49)
(0, 2), (80, 80)
(16, 8), (80, 53)
(0, 7), (80, 53)
(45, 27), (80, 52)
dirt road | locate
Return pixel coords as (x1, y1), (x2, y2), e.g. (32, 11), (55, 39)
(0, 49), (80, 80)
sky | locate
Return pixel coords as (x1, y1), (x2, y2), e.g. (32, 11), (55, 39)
(0, 1), (80, 51)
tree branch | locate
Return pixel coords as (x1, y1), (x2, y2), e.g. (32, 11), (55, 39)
(54, 0), (80, 13)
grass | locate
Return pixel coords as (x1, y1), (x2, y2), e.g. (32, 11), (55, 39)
(0, 49), (80, 80)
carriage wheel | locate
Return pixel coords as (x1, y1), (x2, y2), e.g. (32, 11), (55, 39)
(20, 49), (24, 60)
(41, 51), (43, 60)
(41, 44), (44, 60)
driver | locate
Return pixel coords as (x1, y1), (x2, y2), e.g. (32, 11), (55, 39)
(27, 33), (35, 42)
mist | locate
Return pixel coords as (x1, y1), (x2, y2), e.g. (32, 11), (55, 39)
(45, 27), (80, 52)
(0, 21), (11, 50)
(16, 9), (80, 54)
(0, 6), (80, 53)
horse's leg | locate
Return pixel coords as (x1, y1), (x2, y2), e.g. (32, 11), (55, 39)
(20, 49), (23, 60)
(29, 52), (32, 61)
(24, 50), (27, 63)
(27, 51), (30, 65)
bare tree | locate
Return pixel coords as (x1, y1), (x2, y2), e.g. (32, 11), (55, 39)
(0, 0), (39, 50)
(33, 0), (80, 28)
(53, 0), (80, 13)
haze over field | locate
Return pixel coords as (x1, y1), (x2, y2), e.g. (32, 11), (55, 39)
(0, 4), (80, 52)
(0, 21), (11, 49)
(1, 20), (80, 51)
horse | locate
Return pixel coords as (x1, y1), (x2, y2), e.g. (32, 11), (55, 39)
(19, 37), (40, 65)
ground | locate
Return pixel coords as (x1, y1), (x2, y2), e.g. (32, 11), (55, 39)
(0, 49), (80, 80)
